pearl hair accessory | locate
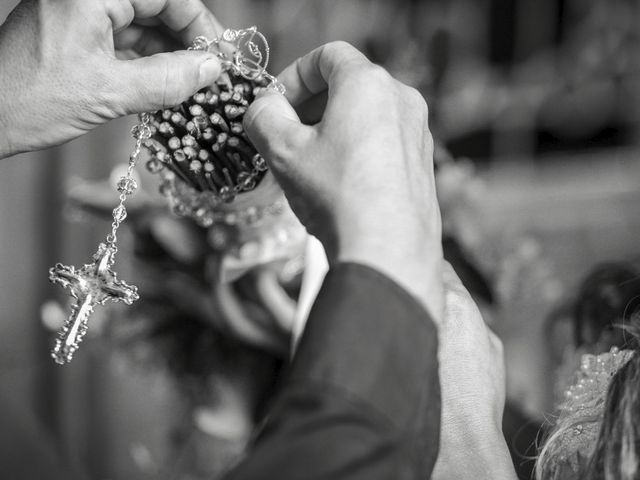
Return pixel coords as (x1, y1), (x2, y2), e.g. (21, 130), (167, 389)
(544, 347), (635, 475)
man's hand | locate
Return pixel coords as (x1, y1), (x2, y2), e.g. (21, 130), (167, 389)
(0, 0), (224, 158)
(433, 263), (516, 480)
(244, 42), (443, 320)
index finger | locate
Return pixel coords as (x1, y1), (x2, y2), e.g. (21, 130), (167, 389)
(129, 0), (224, 45)
(278, 41), (371, 107)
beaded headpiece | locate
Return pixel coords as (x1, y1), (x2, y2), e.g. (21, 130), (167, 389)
(544, 347), (635, 476)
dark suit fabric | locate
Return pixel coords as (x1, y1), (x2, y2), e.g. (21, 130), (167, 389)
(225, 263), (441, 480)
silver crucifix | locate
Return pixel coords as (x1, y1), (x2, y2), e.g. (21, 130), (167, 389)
(48, 243), (139, 364)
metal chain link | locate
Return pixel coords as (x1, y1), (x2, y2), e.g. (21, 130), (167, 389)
(105, 113), (152, 252)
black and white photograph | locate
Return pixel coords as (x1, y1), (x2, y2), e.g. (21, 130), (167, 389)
(1, 1), (639, 479)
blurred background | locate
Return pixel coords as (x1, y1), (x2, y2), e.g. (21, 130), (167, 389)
(1, 0), (640, 479)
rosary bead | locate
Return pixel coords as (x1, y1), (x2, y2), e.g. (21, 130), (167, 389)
(194, 208), (215, 227)
(251, 154), (268, 172)
(237, 172), (257, 191)
(191, 36), (210, 51)
(219, 186), (236, 203)
(172, 203), (188, 216)
(116, 177), (138, 195)
(112, 205), (127, 223)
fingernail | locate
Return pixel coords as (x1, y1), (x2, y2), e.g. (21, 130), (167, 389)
(199, 57), (221, 86)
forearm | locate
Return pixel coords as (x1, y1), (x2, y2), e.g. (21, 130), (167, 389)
(434, 428), (517, 480)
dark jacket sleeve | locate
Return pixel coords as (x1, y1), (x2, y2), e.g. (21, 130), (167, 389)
(224, 262), (441, 480)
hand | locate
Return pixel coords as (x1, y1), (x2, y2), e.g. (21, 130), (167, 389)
(244, 42), (443, 320)
(0, 0), (224, 158)
(433, 263), (516, 480)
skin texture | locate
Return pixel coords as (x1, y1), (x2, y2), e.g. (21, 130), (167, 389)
(244, 42), (444, 322)
(433, 263), (517, 480)
(244, 42), (515, 476)
(0, 0), (225, 158)
(0, 8), (514, 473)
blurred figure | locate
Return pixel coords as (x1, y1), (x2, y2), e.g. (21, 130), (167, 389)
(549, 262), (640, 397)
(537, 322), (640, 480)
(573, 264), (640, 352)
(538, 263), (640, 479)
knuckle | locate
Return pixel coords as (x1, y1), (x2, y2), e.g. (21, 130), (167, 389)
(323, 40), (357, 56)
(105, 0), (135, 32)
(368, 63), (392, 79)
(402, 84), (429, 114)
(365, 64), (393, 86)
(162, 59), (192, 108)
(321, 41), (369, 74)
(342, 64), (392, 95)
(407, 85), (427, 106)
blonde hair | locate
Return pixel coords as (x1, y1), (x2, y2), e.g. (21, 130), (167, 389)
(536, 322), (640, 480)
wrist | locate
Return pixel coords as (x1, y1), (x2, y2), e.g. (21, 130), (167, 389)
(0, 99), (20, 159)
(336, 230), (443, 323)
(434, 428), (516, 480)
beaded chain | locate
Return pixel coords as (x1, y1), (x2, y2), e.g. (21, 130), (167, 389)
(48, 27), (283, 364)
(47, 116), (152, 364)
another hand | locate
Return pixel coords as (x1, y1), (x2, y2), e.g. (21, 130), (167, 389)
(433, 263), (516, 480)
(0, 0), (224, 158)
(244, 42), (443, 320)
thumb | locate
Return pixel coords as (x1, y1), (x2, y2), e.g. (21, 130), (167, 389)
(243, 89), (313, 168)
(115, 51), (221, 113)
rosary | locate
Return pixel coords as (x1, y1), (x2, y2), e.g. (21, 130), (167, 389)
(48, 27), (285, 365)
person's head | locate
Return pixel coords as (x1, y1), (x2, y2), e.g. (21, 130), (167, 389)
(573, 263), (640, 351)
(587, 348), (640, 479)
(537, 317), (640, 480)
